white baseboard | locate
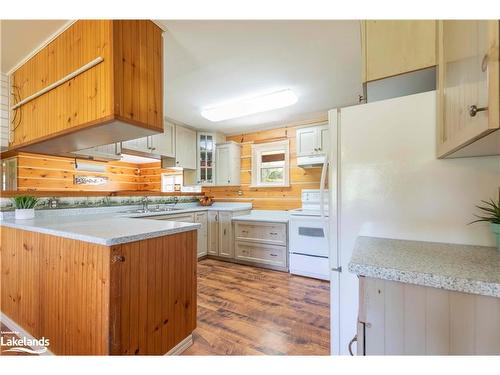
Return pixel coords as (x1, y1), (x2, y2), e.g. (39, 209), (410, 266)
(165, 334), (193, 355)
(1, 312), (53, 355)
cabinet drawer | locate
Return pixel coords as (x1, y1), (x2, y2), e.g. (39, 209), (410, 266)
(234, 221), (286, 245)
(235, 241), (286, 268)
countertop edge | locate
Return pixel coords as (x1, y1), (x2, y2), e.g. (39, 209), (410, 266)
(348, 261), (500, 299)
(231, 217), (289, 223)
(0, 221), (201, 246)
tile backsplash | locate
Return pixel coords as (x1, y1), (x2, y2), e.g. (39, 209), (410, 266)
(0, 195), (201, 211)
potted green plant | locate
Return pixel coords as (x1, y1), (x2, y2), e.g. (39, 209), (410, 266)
(471, 196), (500, 251)
(12, 195), (39, 220)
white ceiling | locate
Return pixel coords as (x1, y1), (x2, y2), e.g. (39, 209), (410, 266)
(1, 20), (363, 134)
(159, 20), (362, 134)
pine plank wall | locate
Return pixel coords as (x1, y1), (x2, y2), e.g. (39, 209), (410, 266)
(9, 119), (326, 210)
(204, 120), (326, 210)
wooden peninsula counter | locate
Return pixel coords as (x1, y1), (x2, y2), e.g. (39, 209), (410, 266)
(0, 213), (199, 355)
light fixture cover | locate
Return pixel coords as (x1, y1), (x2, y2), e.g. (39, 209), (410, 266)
(201, 89), (298, 122)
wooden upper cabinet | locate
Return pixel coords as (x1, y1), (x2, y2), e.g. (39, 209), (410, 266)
(362, 20), (437, 82)
(436, 20), (499, 158)
(9, 20), (163, 152)
(112, 20), (163, 128)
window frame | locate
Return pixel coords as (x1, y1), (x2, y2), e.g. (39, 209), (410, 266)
(251, 139), (290, 187)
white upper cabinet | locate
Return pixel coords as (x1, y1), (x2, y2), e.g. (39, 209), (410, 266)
(122, 119), (176, 157)
(318, 125), (329, 154)
(296, 124), (329, 157)
(72, 143), (122, 161)
(121, 137), (150, 153)
(215, 142), (241, 186)
(175, 125), (197, 169)
(151, 120), (175, 158)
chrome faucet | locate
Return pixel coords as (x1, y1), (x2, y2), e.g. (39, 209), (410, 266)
(142, 196), (150, 212)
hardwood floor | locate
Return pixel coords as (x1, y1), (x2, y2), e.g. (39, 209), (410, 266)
(183, 259), (330, 355)
(0, 259), (330, 356)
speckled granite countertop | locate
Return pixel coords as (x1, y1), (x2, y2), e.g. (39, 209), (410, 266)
(349, 236), (500, 298)
(232, 210), (289, 223)
(0, 202), (254, 246)
(0, 214), (201, 246)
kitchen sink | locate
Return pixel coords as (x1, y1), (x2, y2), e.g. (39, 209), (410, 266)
(124, 207), (183, 214)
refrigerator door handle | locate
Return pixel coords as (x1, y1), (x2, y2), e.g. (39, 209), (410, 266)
(331, 266), (342, 272)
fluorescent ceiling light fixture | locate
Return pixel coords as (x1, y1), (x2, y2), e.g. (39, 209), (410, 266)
(201, 89), (298, 122)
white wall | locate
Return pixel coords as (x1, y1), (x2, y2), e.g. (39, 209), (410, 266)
(0, 73), (9, 150)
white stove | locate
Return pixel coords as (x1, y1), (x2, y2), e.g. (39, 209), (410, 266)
(289, 189), (330, 280)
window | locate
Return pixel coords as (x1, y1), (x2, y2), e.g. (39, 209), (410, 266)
(161, 172), (183, 192)
(251, 140), (290, 187)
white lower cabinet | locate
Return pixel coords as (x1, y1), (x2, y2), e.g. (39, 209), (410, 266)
(152, 210), (289, 270)
(233, 220), (288, 271)
(218, 212), (233, 258)
(205, 209), (251, 258)
(234, 241), (287, 269)
(194, 212), (208, 257)
(357, 277), (500, 355)
(207, 211), (219, 256)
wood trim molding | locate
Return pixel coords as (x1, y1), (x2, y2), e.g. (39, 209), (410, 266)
(165, 334), (193, 355)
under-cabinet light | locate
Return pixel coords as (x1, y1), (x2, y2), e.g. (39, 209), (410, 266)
(74, 161), (106, 173)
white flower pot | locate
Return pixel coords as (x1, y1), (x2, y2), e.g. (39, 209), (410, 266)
(15, 208), (35, 220)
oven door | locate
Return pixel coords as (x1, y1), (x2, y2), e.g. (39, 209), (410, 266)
(289, 215), (329, 257)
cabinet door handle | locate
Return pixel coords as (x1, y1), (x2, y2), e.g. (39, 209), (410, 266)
(469, 105), (488, 117)
(348, 334), (357, 356)
(270, 253), (278, 257)
(223, 228), (226, 235)
(241, 230), (248, 233)
(481, 53), (488, 72)
(269, 232), (278, 235)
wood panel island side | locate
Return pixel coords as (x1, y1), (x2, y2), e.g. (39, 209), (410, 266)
(0, 217), (198, 355)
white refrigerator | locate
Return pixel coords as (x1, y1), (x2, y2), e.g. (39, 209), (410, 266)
(328, 91), (500, 355)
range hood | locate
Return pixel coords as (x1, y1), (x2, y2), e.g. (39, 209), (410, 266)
(297, 155), (326, 168)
